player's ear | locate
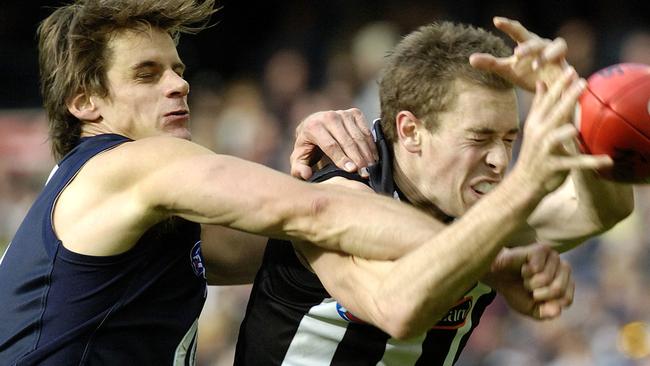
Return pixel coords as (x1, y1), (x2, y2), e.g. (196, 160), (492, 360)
(67, 93), (101, 122)
(396, 110), (423, 153)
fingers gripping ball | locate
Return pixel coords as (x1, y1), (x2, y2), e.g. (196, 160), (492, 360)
(577, 63), (650, 182)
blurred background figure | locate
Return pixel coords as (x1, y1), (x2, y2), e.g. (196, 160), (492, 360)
(350, 21), (400, 121)
(1, 0), (649, 365)
(620, 30), (650, 64)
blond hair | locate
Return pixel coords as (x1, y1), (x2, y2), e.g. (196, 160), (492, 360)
(380, 21), (513, 142)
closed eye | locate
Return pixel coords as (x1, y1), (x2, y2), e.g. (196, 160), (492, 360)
(469, 138), (488, 143)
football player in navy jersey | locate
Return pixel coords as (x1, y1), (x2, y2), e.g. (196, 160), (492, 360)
(234, 18), (634, 365)
(0, 1), (568, 364)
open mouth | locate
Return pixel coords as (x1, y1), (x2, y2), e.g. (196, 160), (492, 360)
(471, 181), (496, 195)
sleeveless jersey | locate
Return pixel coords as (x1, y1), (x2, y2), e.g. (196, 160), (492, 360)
(234, 121), (496, 365)
(0, 134), (207, 365)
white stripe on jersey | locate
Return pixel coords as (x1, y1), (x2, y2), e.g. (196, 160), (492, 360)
(46, 165), (59, 185)
(0, 241), (10, 266)
(279, 283), (493, 366)
(379, 332), (427, 365)
(375, 282), (493, 366)
(174, 317), (198, 366)
(442, 282), (493, 366)
(281, 298), (349, 365)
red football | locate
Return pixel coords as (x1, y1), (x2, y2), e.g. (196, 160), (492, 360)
(577, 63), (650, 183)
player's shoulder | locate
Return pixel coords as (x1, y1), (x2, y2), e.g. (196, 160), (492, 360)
(81, 136), (211, 189)
(117, 135), (209, 157)
(101, 136), (210, 166)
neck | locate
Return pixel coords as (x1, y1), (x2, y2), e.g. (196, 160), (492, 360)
(392, 156), (454, 223)
(80, 119), (124, 138)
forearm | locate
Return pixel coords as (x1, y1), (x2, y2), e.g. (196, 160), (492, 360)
(569, 169), (634, 230)
(311, 176), (543, 339)
(524, 173), (634, 252)
(373, 177), (540, 338)
(282, 183), (445, 260)
(149, 151), (442, 261)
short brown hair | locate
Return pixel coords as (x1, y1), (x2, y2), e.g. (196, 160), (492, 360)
(38, 0), (216, 160)
(379, 21), (513, 142)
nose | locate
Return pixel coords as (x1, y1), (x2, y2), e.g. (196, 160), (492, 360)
(164, 71), (190, 98)
(486, 142), (509, 174)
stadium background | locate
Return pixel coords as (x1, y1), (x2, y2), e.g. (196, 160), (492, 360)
(1, 0), (649, 364)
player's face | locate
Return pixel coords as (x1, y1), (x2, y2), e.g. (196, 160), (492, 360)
(93, 27), (191, 140)
(418, 80), (519, 217)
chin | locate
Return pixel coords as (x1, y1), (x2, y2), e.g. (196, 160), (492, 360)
(169, 128), (192, 141)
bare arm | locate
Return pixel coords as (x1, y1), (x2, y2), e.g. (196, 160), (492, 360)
(97, 136), (444, 260)
(297, 171), (549, 339)
(525, 173), (633, 252)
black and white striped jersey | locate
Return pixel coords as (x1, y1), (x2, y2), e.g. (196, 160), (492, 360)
(234, 121), (496, 365)
(235, 239), (495, 366)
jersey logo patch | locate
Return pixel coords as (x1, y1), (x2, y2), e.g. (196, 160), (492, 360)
(336, 302), (366, 324)
(190, 241), (206, 280)
(431, 296), (473, 330)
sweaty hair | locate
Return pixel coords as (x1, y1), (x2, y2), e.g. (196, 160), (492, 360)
(380, 21), (513, 143)
(38, 0), (215, 160)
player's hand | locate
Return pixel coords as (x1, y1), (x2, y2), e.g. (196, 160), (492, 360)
(512, 68), (612, 195)
(483, 243), (574, 320)
(470, 16), (569, 91)
(290, 109), (378, 180)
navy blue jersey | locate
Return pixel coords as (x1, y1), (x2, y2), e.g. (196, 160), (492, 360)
(234, 122), (495, 365)
(0, 134), (207, 365)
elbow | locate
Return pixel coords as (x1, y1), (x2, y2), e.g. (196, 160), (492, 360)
(372, 298), (431, 340)
(379, 312), (426, 341)
(384, 321), (419, 341)
(293, 192), (342, 251)
(615, 195), (635, 223)
(600, 195), (634, 231)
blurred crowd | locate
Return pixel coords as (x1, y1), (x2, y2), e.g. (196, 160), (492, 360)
(1, 1), (649, 365)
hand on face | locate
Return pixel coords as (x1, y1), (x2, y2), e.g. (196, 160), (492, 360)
(469, 16), (570, 92)
(485, 243), (574, 320)
(512, 68), (612, 195)
(290, 108), (378, 180)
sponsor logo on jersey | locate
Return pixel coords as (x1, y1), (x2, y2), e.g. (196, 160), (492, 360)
(336, 302), (366, 324)
(431, 296), (473, 330)
(190, 241), (206, 280)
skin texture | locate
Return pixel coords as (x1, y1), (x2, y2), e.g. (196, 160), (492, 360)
(55, 27), (490, 270)
(392, 80), (519, 218)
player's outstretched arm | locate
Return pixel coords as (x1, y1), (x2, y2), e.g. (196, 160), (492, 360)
(117, 136), (443, 261)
